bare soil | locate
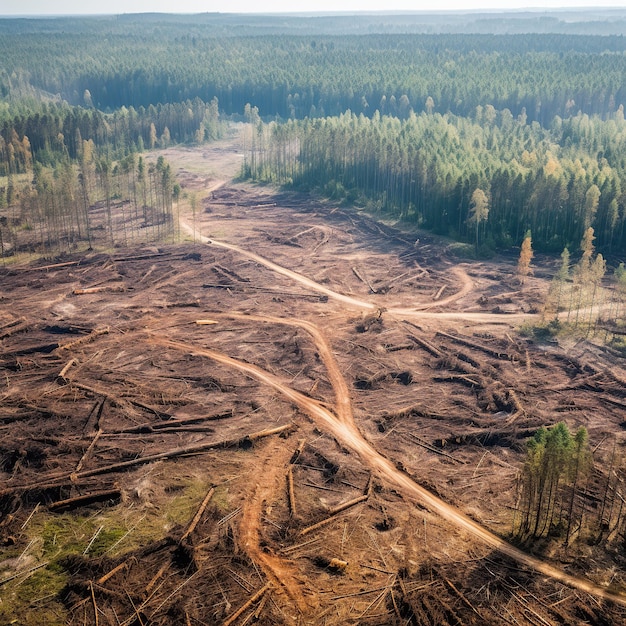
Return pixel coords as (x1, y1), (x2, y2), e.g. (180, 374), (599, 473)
(1, 135), (626, 625)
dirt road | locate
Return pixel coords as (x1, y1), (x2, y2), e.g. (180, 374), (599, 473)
(151, 323), (626, 607)
(182, 218), (535, 325)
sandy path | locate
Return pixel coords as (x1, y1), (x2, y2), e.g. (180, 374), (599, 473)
(181, 221), (377, 311)
(208, 312), (353, 425)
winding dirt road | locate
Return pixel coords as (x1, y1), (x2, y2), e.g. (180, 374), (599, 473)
(181, 219), (534, 325)
(150, 324), (626, 607)
(174, 212), (626, 608)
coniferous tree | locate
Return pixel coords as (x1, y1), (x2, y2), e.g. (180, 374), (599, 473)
(545, 247), (570, 321)
(516, 423), (591, 542)
(517, 231), (533, 285)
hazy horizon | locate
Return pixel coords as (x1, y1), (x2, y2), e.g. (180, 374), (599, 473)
(2, 2), (626, 17)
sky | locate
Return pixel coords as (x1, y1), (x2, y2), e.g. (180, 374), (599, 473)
(1, 1), (625, 17)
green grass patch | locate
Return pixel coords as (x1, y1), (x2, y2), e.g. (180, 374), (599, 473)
(609, 336), (626, 356)
(0, 565), (69, 626)
(0, 472), (225, 623)
(519, 318), (562, 342)
(447, 242), (477, 259)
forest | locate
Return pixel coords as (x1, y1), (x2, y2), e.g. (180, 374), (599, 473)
(245, 107), (626, 254)
(1, 12), (626, 258)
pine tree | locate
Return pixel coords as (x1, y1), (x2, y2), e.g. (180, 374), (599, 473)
(517, 231), (533, 285)
(565, 427), (592, 545)
(468, 188), (489, 254)
(587, 253), (606, 335)
(545, 247), (570, 321)
(516, 423), (591, 542)
(571, 227), (595, 327)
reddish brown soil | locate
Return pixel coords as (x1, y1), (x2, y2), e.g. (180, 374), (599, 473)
(1, 138), (626, 625)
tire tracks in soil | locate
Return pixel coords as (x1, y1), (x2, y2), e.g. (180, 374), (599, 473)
(238, 441), (313, 619)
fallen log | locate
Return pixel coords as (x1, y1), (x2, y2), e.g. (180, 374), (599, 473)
(290, 439), (306, 464)
(406, 334), (442, 358)
(102, 410), (233, 435)
(1, 342), (59, 357)
(0, 561), (49, 587)
(433, 285), (447, 301)
(68, 382), (123, 408)
(112, 252), (166, 262)
(0, 321), (29, 340)
(0, 316), (26, 332)
(328, 494), (369, 517)
(300, 480), (371, 536)
(330, 583), (392, 601)
(303, 482), (341, 493)
(113, 425), (222, 435)
(505, 389), (525, 424)
(129, 399), (177, 419)
(73, 428), (103, 474)
(74, 423), (296, 478)
(261, 230), (303, 248)
(0, 476), (102, 497)
(253, 590), (270, 620)
(56, 327), (109, 352)
(201, 282), (329, 302)
(384, 343), (415, 352)
(180, 486), (215, 543)
(600, 396), (626, 411)
(439, 427), (538, 448)
(145, 562), (170, 596)
(97, 559), (132, 585)
(222, 583), (272, 626)
(352, 267), (377, 293)
(434, 374), (482, 388)
(442, 576), (482, 617)
(214, 263), (250, 283)
(380, 405), (461, 424)
(73, 285), (126, 295)
(83, 398), (106, 435)
(436, 330), (515, 360)
(13, 260), (81, 272)
(287, 466), (297, 517)
(47, 488), (121, 512)
(56, 358), (78, 384)
(1, 425), (295, 497)
(406, 433), (464, 464)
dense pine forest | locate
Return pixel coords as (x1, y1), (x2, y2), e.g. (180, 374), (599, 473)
(246, 108), (626, 254)
(2, 11), (626, 258)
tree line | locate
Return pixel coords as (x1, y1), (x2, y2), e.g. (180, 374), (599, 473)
(0, 97), (222, 174)
(0, 145), (181, 259)
(245, 108), (626, 254)
(3, 16), (626, 260)
(0, 93), (223, 258)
